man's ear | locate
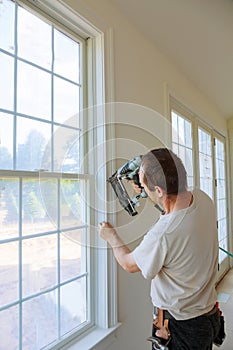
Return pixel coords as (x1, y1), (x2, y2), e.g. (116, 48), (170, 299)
(155, 186), (163, 198)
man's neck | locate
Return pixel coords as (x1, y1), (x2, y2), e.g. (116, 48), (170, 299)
(163, 190), (193, 214)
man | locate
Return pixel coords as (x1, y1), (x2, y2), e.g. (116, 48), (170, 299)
(99, 148), (221, 349)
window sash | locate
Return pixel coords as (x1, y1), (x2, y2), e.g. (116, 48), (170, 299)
(1, 1), (117, 349)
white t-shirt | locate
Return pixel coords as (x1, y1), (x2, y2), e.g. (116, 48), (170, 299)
(133, 189), (219, 320)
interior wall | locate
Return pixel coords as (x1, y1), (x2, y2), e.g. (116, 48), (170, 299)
(62, 1), (228, 349)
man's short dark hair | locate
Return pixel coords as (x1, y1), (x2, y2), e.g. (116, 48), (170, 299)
(141, 148), (187, 195)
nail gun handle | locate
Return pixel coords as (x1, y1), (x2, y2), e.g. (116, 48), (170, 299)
(132, 174), (148, 198)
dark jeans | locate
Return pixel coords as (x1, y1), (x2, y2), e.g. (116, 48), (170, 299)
(152, 309), (221, 350)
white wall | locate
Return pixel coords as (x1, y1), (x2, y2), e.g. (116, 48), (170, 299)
(63, 1), (228, 349)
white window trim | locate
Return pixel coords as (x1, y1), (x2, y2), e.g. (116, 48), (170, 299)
(14, 0), (119, 348)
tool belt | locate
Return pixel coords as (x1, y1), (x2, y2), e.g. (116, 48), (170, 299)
(148, 304), (226, 349)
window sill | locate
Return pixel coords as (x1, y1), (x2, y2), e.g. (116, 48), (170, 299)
(64, 323), (122, 350)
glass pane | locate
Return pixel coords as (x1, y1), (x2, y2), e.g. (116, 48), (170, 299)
(22, 179), (57, 235)
(172, 113), (193, 187)
(0, 0), (15, 54)
(217, 178), (226, 200)
(216, 159), (225, 180)
(22, 235), (57, 297)
(198, 128), (213, 198)
(53, 125), (80, 173)
(60, 179), (85, 229)
(22, 291), (58, 350)
(0, 52), (14, 110)
(18, 6), (52, 69)
(171, 111), (178, 144)
(215, 138), (228, 264)
(0, 113), (13, 169)
(184, 148), (193, 177)
(16, 118), (51, 171)
(54, 76), (79, 124)
(216, 139), (224, 160)
(184, 119), (192, 148)
(0, 241), (18, 306)
(218, 218), (227, 241)
(60, 229), (86, 283)
(219, 238), (228, 263)
(60, 278), (86, 336)
(0, 305), (19, 350)
(54, 29), (80, 83)
(17, 61), (51, 120)
(0, 178), (19, 240)
(187, 175), (194, 189)
(37, 178), (58, 228)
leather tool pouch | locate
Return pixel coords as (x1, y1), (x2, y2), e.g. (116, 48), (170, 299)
(147, 307), (171, 349)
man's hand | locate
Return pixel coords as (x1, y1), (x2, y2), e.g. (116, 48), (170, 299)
(98, 221), (117, 244)
(98, 221), (140, 273)
(130, 181), (142, 194)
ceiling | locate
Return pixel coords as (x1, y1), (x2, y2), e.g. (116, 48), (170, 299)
(111, 0), (233, 119)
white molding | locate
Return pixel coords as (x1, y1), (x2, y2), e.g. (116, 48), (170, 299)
(17, 0), (102, 38)
(64, 324), (121, 350)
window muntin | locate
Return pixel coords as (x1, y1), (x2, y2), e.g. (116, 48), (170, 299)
(0, 1), (90, 349)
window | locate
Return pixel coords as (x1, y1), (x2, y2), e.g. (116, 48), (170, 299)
(170, 98), (229, 278)
(0, 1), (116, 349)
(171, 110), (194, 189)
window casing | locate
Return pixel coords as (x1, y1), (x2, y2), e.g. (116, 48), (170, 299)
(0, 1), (116, 349)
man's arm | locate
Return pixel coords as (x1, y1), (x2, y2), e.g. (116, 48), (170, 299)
(98, 222), (140, 273)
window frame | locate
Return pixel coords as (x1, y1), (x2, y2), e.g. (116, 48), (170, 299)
(0, 0), (118, 349)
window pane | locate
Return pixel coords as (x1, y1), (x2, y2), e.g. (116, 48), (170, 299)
(215, 138), (228, 264)
(54, 29), (80, 83)
(18, 6), (52, 69)
(184, 119), (192, 148)
(0, 113), (13, 169)
(39, 178), (58, 226)
(22, 291), (58, 350)
(22, 179), (57, 235)
(60, 229), (86, 283)
(0, 0), (15, 54)
(60, 179), (85, 229)
(16, 118), (51, 171)
(0, 305), (19, 350)
(0, 52), (14, 110)
(172, 112), (193, 189)
(17, 61), (51, 120)
(171, 111), (178, 144)
(0, 241), (18, 306)
(0, 178), (19, 240)
(22, 235), (57, 297)
(53, 125), (80, 173)
(60, 278), (87, 336)
(198, 128), (213, 199)
(54, 76), (79, 124)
